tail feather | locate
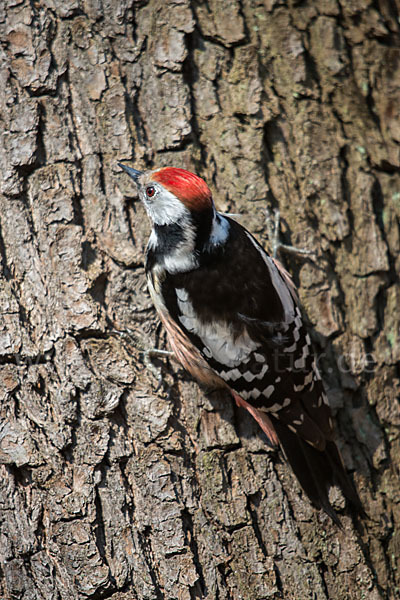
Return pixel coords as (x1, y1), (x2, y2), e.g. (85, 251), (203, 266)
(272, 418), (363, 525)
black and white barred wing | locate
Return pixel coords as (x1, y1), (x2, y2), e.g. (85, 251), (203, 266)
(172, 255), (333, 451)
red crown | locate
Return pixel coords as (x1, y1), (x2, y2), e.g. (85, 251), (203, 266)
(152, 168), (212, 210)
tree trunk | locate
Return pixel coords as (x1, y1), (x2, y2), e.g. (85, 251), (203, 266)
(1, 1), (399, 598)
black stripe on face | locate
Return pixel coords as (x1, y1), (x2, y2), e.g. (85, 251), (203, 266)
(190, 209), (214, 253)
(146, 223), (187, 273)
(153, 223), (186, 255)
(146, 209), (215, 273)
(153, 208), (214, 255)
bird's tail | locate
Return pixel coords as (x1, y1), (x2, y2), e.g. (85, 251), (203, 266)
(272, 418), (364, 526)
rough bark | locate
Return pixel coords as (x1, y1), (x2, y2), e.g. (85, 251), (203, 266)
(0, 1), (399, 599)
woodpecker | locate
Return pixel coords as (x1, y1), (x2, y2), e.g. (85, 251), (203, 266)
(118, 163), (363, 524)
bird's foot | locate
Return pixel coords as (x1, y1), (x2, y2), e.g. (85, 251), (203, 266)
(109, 325), (173, 388)
(142, 347), (174, 389)
(265, 208), (315, 259)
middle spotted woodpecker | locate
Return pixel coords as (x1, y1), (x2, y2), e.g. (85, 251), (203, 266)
(118, 163), (363, 524)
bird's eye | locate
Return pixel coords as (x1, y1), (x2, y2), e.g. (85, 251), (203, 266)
(146, 186), (156, 198)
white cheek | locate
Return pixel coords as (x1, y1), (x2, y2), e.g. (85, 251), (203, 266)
(143, 188), (189, 226)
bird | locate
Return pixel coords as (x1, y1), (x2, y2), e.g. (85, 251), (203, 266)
(118, 163), (363, 525)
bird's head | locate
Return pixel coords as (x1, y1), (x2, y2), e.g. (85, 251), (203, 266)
(118, 163), (230, 273)
(118, 164), (214, 227)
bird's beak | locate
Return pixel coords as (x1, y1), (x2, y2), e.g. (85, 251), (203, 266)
(118, 162), (143, 183)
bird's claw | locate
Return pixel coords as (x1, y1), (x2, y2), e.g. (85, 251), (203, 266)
(109, 324), (173, 388)
(265, 208), (315, 259)
(141, 348), (174, 390)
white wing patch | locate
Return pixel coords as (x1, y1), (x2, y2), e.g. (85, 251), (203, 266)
(240, 383), (274, 401)
(175, 288), (189, 303)
(313, 359), (322, 381)
(294, 311), (302, 329)
(220, 363), (268, 384)
(220, 368), (243, 382)
(293, 370), (314, 392)
(175, 288), (259, 367)
(242, 364), (269, 382)
(294, 341), (310, 369)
